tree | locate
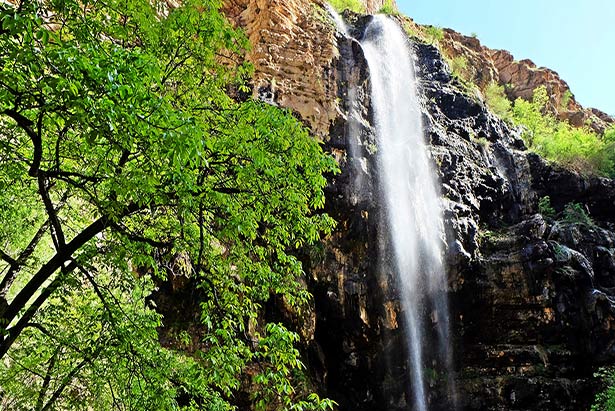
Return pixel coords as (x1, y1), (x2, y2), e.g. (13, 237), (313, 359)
(593, 368), (615, 411)
(0, 0), (337, 408)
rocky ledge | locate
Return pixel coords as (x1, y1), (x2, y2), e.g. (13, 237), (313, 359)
(440, 29), (614, 134)
(304, 12), (615, 411)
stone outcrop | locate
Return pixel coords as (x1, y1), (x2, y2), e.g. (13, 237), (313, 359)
(222, 0), (340, 138)
(440, 29), (614, 133)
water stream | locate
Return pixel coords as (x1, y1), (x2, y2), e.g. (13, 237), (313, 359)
(360, 15), (453, 410)
(325, 3), (349, 36)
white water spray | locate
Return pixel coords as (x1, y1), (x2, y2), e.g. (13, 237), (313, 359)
(325, 3), (349, 36)
(361, 15), (452, 410)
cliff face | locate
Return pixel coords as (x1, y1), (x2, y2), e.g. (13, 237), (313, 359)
(216, 2), (615, 410)
(440, 29), (614, 134)
(219, 0), (398, 138)
(222, 0), (340, 138)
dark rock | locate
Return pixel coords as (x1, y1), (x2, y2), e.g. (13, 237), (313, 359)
(308, 18), (615, 411)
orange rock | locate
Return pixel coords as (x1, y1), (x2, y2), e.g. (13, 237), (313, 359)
(441, 29), (614, 133)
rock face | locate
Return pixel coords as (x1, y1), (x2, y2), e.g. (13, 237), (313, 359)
(440, 29), (614, 134)
(214, 2), (615, 410)
(303, 10), (615, 411)
(220, 0), (398, 138)
(222, 0), (340, 138)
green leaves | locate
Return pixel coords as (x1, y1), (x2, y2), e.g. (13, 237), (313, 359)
(251, 324), (336, 411)
(512, 86), (615, 176)
(593, 368), (615, 411)
(484, 82), (512, 121)
(0, 0), (337, 409)
(328, 0), (366, 13)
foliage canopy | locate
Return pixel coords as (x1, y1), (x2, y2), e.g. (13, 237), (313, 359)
(483, 82), (512, 121)
(0, 0), (337, 409)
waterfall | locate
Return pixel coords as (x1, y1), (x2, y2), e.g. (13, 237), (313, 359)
(360, 15), (453, 410)
(325, 4), (349, 36)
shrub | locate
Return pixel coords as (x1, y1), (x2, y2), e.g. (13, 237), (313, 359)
(512, 86), (615, 176)
(423, 25), (444, 45)
(538, 196), (556, 218)
(403, 22), (420, 38)
(562, 202), (593, 226)
(592, 368), (615, 411)
(484, 82), (512, 121)
(602, 127), (615, 178)
(378, 0), (398, 15)
(560, 89), (573, 110)
(449, 55), (468, 80)
(329, 0), (366, 13)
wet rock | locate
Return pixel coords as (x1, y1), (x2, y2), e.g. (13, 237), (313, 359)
(309, 22), (615, 411)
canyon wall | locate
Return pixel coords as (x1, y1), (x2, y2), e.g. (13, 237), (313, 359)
(222, 0), (339, 138)
(215, 2), (615, 409)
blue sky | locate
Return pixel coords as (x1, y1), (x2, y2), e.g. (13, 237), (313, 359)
(396, 0), (615, 115)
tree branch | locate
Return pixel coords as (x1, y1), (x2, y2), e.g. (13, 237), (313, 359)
(0, 219), (50, 299)
(39, 344), (105, 411)
(110, 222), (172, 249)
(45, 170), (100, 184)
(0, 250), (18, 268)
(1, 219), (103, 326)
(35, 348), (59, 411)
(37, 175), (65, 250)
(2, 109), (42, 177)
(0, 203), (142, 358)
(0, 268), (68, 359)
(77, 263), (115, 322)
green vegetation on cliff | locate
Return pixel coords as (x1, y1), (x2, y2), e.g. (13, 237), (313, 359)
(484, 82), (512, 121)
(593, 368), (615, 411)
(0, 0), (337, 409)
(486, 85), (615, 177)
(328, 0), (366, 13)
(377, 0), (398, 15)
(423, 25), (445, 45)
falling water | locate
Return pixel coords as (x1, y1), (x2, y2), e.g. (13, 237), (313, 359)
(361, 15), (452, 410)
(325, 3), (349, 36)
